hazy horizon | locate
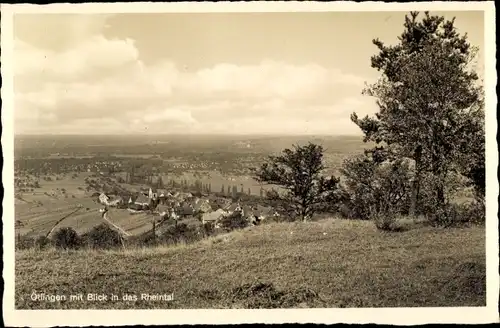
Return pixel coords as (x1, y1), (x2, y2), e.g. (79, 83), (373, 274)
(14, 11), (484, 136)
(14, 133), (365, 137)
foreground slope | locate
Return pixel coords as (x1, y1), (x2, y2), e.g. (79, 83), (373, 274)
(16, 219), (485, 309)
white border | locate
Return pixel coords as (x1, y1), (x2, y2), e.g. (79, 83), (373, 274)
(2, 1), (498, 326)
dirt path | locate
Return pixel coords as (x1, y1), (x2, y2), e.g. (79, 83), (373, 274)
(102, 211), (131, 237)
(45, 207), (83, 238)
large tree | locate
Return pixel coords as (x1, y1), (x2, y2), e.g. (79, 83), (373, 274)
(253, 143), (340, 222)
(352, 11), (484, 214)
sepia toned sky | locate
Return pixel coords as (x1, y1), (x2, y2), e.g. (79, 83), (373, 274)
(13, 11), (484, 135)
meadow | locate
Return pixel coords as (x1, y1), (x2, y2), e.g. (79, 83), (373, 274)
(13, 134), (485, 310)
(16, 219), (485, 309)
(15, 174), (103, 237)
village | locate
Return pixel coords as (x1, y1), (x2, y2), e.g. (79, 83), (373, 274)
(13, 151), (282, 240)
(97, 184), (280, 230)
(14, 143), (284, 240)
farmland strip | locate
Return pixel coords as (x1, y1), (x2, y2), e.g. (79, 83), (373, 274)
(102, 212), (131, 237)
(45, 207), (83, 238)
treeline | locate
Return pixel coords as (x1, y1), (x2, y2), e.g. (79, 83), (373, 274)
(254, 12), (485, 230)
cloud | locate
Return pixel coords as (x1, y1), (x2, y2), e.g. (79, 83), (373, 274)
(14, 33), (376, 135)
(15, 36), (139, 82)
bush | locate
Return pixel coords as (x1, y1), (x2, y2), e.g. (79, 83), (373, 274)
(340, 154), (413, 220)
(35, 235), (51, 250)
(130, 231), (158, 247)
(82, 224), (123, 249)
(259, 213), (287, 224)
(16, 235), (35, 250)
(159, 223), (201, 245)
(417, 172), (466, 216)
(52, 227), (81, 250)
(219, 212), (249, 232)
(202, 221), (216, 237)
(372, 211), (402, 232)
(426, 201), (485, 227)
(468, 200), (486, 225)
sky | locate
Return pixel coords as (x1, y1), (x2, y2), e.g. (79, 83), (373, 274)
(13, 11), (484, 135)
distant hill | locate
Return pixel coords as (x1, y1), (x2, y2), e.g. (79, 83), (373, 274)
(14, 134), (368, 159)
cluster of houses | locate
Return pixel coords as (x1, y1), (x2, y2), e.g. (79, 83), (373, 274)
(97, 187), (280, 228)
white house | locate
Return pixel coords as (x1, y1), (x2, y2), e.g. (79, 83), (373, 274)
(201, 209), (226, 227)
(98, 193), (110, 205)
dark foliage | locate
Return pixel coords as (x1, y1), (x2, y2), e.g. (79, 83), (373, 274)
(340, 153), (413, 220)
(16, 235), (35, 250)
(219, 211), (249, 232)
(353, 11), (484, 215)
(52, 227), (81, 250)
(253, 143), (340, 221)
(82, 224), (123, 249)
(35, 235), (51, 250)
(159, 223), (201, 245)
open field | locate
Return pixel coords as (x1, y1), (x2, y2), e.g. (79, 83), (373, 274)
(16, 219), (485, 309)
(15, 195), (101, 235)
(15, 198), (159, 238)
(105, 209), (157, 236)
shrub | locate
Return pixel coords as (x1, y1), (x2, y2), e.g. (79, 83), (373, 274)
(82, 224), (123, 249)
(340, 154), (413, 220)
(219, 212), (249, 232)
(372, 212), (401, 232)
(16, 235), (35, 250)
(159, 223), (200, 245)
(35, 235), (51, 250)
(426, 201), (485, 227)
(52, 227), (81, 250)
(467, 200), (486, 225)
(260, 213), (287, 224)
(417, 171), (468, 216)
(202, 221), (216, 237)
(131, 231), (158, 247)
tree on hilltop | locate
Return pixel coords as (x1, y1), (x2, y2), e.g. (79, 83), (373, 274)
(253, 143), (340, 222)
(352, 11), (484, 215)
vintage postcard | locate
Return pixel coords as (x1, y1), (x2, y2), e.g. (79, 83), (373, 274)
(1, 1), (498, 326)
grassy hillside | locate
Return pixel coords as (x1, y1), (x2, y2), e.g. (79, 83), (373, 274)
(16, 219), (485, 309)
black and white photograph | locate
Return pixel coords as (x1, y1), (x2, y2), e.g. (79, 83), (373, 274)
(1, 1), (498, 326)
